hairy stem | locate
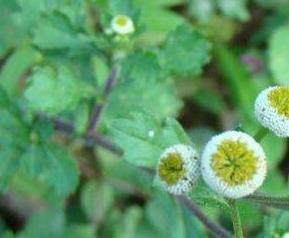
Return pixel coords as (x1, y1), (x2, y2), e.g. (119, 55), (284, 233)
(253, 127), (269, 142)
(227, 199), (243, 238)
(244, 192), (289, 210)
(177, 195), (232, 238)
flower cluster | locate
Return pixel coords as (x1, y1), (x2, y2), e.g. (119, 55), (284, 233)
(155, 84), (289, 199)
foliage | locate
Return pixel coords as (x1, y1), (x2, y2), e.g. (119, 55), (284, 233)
(0, 0), (289, 237)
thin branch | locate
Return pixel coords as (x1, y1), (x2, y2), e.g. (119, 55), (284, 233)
(176, 195), (233, 238)
(244, 192), (289, 210)
(87, 67), (118, 136)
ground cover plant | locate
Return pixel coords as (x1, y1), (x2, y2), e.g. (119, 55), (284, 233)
(1, 0), (289, 237)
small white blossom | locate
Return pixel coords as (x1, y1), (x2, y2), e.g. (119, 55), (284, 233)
(201, 131), (267, 199)
(110, 15), (135, 35)
(283, 233), (289, 238)
(155, 144), (200, 195)
(255, 86), (289, 137)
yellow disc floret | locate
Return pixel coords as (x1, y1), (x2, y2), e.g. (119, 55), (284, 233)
(268, 86), (289, 118)
(211, 140), (257, 186)
(115, 15), (128, 26)
(158, 152), (186, 185)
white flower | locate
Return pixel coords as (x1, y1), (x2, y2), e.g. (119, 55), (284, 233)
(201, 131), (267, 199)
(255, 86), (289, 137)
(283, 233), (289, 238)
(110, 15), (135, 35)
(156, 144), (200, 195)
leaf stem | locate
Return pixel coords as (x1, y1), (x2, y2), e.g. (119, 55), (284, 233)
(253, 127), (269, 142)
(87, 67), (118, 136)
(177, 195), (232, 238)
(227, 199), (243, 238)
(244, 192), (289, 210)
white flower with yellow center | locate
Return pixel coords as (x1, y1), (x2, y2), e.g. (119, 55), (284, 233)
(156, 144), (200, 195)
(255, 86), (289, 137)
(201, 131), (267, 199)
(110, 15), (135, 35)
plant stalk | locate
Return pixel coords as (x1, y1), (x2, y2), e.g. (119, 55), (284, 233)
(253, 127), (269, 142)
(227, 199), (244, 238)
(177, 195), (232, 238)
(244, 192), (289, 210)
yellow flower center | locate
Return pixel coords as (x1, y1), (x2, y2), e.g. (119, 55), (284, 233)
(158, 153), (186, 185)
(211, 140), (257, 186)
(268, 86), (289, 118)
(116, 15), (128, 27)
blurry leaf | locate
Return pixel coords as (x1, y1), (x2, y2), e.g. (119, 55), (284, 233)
(0, 0), (20, 56)
(93, 56), (109, 88)
(24, 66), (95, 114)
(135, 0), (184, 7)
(0, 86), (10, 108)
(136, 7), (186, 44)
(80, 180), (114, 224)
(217, 0), (250, 22)
(262, 215), (277, 238)
(112, 206), (143, 238)
(189, 127), (216, 151)
(98, 148), (153, 192)
(40, 144), (79, 196)
(160, 25), (211, 76)
(121, 51), (161, 81)
(110, 112), (190, 167)
(262, 171), (287, 195)
(193, 88), (226, 115)
(144, 191), (204, 238)
(189, 181), (229, 210)
(64, 225), (94, 238)
(18, 209), (65, 238)
(0, 47), (41, 97)
(214, 45), (258, 121)
(269, 25), (289, 85)
(102, 78), (182, 123)
(32, 13), (82, 50)
(189, 0), (215, 22)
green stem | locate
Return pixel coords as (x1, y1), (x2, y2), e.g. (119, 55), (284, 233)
(253, 127), (269, 142)
(227, 199), (244, 238)
(244, 192), (289, 210)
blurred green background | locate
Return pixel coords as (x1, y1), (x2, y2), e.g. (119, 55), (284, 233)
(0, 0), (289, 237)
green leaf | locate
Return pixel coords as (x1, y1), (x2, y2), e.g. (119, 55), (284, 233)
(216, 0), (250, 22)
(24, 65), (95, 114)
(269, 25), (289, 85)
(0, 47), (41, 97)
(121, 51), (161, 81)
(32, 12), (82, 50)
(160, 25), (211, 76)
(18, 209), (65, 238)
(80, 180), (114, 224)
(102, 77), (182, 123)
(64, 225), (94, 238)
(192, 88), (226, 115)
(110, 112), (191, 167)
(189, 181), (229, 210)
(40, 144), (79, 196)
(214, 45), (259, 122)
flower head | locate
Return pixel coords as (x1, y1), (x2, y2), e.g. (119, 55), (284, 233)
(201, 131), (267, 198)
(255, 86), (289, 137)
(156, 144), (200, 195)
(110, 15), (135, 35)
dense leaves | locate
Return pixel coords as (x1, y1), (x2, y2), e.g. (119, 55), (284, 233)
(0, 0), (289, 237)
